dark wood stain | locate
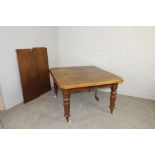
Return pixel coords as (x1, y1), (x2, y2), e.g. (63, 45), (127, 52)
(16, 47), (51, 103)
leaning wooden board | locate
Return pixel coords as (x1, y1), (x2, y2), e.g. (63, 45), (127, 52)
(16, 47), (51, 103)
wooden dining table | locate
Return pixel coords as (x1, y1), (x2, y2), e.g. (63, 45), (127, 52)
(49, 66), (123, 122)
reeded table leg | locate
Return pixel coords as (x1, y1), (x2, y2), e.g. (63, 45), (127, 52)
(54, 81), (58, 97)
(109, 83), (118, 114)
(62, 90), (71, 122)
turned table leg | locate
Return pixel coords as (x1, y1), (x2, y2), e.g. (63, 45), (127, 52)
(109, 83), (118, 114)
(53, 81), (58, 97)
(62, 90), (71, 122)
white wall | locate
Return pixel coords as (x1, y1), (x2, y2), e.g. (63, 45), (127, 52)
(0, 26), (57, 109)
(57, 26), (155, 100)
(0, 84), (4, 110)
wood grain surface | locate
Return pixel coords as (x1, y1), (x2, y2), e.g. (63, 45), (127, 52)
(16, 47), (51, 103)
(50, 66), (123, 89)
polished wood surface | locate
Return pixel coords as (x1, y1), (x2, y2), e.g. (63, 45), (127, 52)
(16, 47), (51, 103)
(50, 66), (123, 89)
(33, 48), (51, 94)
(50, 66), (123, 122)
(16, 49), (40, 102)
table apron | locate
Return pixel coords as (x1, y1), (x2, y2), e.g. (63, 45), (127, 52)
(61, 83), (117, 94)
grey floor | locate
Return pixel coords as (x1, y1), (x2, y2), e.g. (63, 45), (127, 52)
(0, 90), (155, 129)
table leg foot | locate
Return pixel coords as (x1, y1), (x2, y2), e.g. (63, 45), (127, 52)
(110, 108), (113, 114)
(66, 116), (72, 123)
(109, 84), (118, 114)
(66, 116), (69, 122)
(95, 90), (99, 101)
